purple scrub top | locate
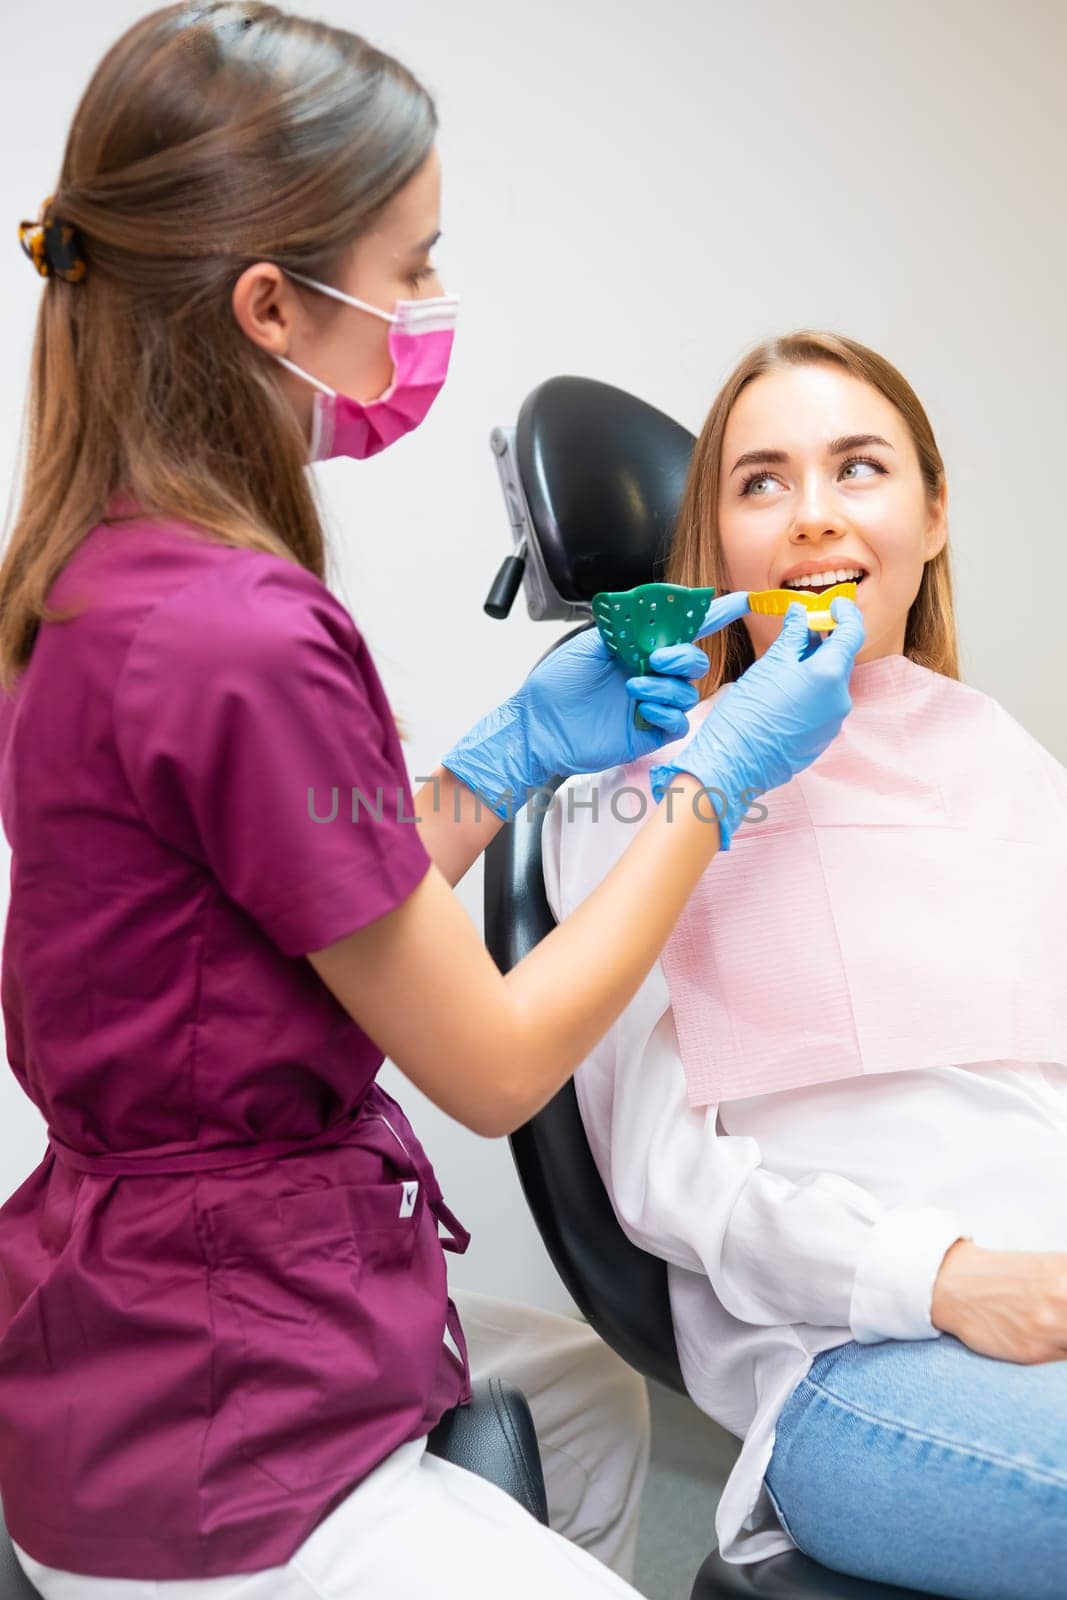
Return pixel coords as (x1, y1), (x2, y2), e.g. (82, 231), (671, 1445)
(0, 505), (471, 1580)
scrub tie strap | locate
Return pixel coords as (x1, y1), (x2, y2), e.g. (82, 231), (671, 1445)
(46, 1114), (376, 1177)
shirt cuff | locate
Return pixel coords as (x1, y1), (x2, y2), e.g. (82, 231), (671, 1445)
(849, 1207), (967, 1344)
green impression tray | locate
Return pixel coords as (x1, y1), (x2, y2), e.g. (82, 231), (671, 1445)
(592, 582), (717, 732)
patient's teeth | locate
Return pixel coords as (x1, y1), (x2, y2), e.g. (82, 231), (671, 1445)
(783, 566), (864, 589)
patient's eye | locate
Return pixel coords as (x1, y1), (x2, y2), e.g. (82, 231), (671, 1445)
(739, 471), (781, 497)
(839, 455), (887, 481)
(740, 455), (888, 497)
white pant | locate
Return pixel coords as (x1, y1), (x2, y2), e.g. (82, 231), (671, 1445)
(13, 1290), (651, 1599)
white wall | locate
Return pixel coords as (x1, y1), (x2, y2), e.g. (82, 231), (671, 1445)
(1, 0), (1064, 1312)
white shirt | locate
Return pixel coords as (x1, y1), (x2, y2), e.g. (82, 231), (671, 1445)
(542, 768), (1067, 1565)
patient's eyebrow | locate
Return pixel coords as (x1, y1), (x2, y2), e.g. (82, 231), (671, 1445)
(408, 229), (442, 256)
(728, 434), (895, 476)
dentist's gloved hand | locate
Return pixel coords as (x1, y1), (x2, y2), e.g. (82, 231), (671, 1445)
(649, 596), (866, 849)
(441, 590), (752, 819)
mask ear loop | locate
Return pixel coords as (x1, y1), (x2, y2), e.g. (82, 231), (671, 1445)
(285, 269), (459, 325)
(273, 353), (335, 394)
(285, 268), (399, 324)
(271, 353), (335, 460)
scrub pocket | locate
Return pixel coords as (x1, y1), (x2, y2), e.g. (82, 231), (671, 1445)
(203, 1177), (423, 1492)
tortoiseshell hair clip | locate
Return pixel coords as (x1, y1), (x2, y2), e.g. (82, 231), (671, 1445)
(18, 195), (88, 284)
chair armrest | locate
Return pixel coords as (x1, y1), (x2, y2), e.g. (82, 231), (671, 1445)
(426, 1376), (549, 1525)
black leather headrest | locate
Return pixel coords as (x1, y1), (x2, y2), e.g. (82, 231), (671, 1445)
(516, 376), (696, 604)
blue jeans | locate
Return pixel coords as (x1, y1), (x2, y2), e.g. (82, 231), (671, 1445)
(764, 1334), (1067, 1599)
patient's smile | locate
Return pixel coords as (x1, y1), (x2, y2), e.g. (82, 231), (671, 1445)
(780, 563), (869, 594)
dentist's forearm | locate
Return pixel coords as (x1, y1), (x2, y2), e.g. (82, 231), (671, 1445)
(501, 772), (722, 1113)
(414, 766), (505, 887)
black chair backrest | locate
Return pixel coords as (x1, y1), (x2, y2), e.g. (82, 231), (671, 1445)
(484, 375), (698, 1393)
(515, 374), (696, 604)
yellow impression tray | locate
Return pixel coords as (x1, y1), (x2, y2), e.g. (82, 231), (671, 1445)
(748, 581), (858, 632)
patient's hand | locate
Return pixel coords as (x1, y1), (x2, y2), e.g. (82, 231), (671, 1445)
(931, 1239), (1067, 1364)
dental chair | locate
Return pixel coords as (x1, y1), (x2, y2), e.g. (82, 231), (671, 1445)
(482, 376), (941, 1600)
(0, 1376), (547, 1594)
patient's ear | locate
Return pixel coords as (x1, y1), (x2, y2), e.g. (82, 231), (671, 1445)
(924, 481), (949, 560)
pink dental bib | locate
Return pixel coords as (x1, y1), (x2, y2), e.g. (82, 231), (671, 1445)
(635, 653), (1067, 1107)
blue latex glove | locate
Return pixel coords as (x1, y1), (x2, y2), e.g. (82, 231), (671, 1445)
(649, 597), (866, 850)
(441, 590), (752, 819)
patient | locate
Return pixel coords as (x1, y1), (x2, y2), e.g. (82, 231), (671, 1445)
(541, 331), (1067, 1599)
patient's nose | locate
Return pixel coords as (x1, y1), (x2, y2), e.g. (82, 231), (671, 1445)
(792, 473), (849, 543)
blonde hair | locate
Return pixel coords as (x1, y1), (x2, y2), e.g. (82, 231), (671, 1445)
(0, 1), (435, 702)
(663, 330), (959, 699)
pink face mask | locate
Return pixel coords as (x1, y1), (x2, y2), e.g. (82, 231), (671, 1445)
(274, 270), (459, 461)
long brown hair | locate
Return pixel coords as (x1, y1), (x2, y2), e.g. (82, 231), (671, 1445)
(663, 330), (959, 699)
(0, 1), (436, 694)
